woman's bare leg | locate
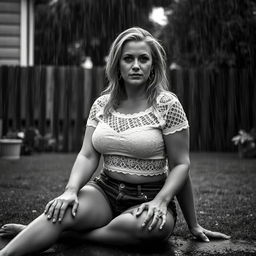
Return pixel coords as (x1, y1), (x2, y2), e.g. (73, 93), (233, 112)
(0, 187), (175, 255)
(82, 209), (175, 245)
(0, 186), (112, 256)
(0, 225), (25, 238)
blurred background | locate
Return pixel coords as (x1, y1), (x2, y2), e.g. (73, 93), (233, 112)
(0, 0), (256, 154)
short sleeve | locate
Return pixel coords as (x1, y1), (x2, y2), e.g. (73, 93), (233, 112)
(86, 100), (98, 127)
(86, 94), (109, 128)
(162, 97), (189, 135)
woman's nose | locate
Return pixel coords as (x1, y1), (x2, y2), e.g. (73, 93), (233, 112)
(132, 59), (140, 71)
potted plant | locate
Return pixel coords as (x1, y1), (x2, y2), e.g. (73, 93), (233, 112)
(0, 132), (23, 160)
(231, 129), (256, 158)
(0, 128), (40, 159)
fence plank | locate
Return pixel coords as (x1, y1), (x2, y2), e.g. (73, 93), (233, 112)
(73, 68), (84, 151)
(53, 67), (60, 150)
(200, 69), (211, 151)
(188, 69), (198, 151)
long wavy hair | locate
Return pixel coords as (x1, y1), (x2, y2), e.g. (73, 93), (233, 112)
(103, 27), (169, 114)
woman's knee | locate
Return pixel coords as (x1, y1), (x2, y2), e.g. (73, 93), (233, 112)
(133, 211), (175, 242)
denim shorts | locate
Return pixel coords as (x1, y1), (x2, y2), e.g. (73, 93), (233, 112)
(88, 171), (177, 220)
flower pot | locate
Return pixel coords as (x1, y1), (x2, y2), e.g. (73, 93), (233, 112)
(0, 139), (23, 160)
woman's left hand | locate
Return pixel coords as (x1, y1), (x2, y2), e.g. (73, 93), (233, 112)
(189, 224), (231, 242)
(134, 199), (168, 231)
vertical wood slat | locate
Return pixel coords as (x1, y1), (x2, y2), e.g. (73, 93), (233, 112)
(0, 67), (3, 138)
(38, 66), (46, 136)
(73, 68), (84, 151)
(15, 67), (21, 131)
(214, 69), (226, 151)
(20, 67), (27, 122)
(227, 69), (237, 150)
(1, 66), (8, 135)
(53, 67), (60, 150)
(251, 68), (256, 130)
(239, 69), (251, 131)
(63, 67), (71, 152)
(25, 67), (34, 128)
(83, 69), (93, 121)
(200, 69), (211, 151)
(188, 69), (198, 151)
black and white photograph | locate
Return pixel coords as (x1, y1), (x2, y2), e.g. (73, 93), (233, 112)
(0, 0), (255, 255)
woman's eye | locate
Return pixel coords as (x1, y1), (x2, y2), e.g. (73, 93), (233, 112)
(123, 56), (133, 62)
(140, 56), (149, 63)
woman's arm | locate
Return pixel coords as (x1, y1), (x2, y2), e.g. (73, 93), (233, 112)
(155, 128), (190, 204)
(176, 174), (197, 228)
(136, 128), (190, 230)
(44, 126), (100, 222)
(176, 174), (231, 241)
(65, 126), (100, 193)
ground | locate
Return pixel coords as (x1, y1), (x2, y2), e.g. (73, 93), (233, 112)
(0, 152), (255, 255)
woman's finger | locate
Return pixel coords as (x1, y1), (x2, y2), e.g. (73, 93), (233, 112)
(197, 231), (210, 242)
(159, 213), (166, 230)
(52, 201), (63, 223)
(72, 199), (79, 217)
(135, 203), (146, 217)
(58, 202), (69, 222)
(148, 213), (160, 231)
(46, 200), (58, 220)
(44, 200), (54, 214)
(204, 229), (231, 239)
(142, 208), (154, 228)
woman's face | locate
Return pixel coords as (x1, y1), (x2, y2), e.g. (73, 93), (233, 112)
(119, 40), (153, 88)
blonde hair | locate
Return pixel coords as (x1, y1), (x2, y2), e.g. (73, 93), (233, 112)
(103, 27), (169, 114)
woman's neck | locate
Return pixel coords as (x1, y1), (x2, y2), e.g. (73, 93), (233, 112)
(123, 83), (147, 102)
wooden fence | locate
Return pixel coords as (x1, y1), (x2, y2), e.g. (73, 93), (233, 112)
(0, 66), (255, 152)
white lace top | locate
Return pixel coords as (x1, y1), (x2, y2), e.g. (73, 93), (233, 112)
(87, 91), (189, 176)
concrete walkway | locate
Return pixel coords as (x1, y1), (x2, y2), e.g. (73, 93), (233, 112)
(1, 236), (256, 255)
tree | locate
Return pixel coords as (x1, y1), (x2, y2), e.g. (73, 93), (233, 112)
(35, 0), (170, 65)
(164, 0), (256, 68)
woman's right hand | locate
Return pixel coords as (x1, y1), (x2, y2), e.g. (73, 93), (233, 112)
(44, 189), (79, 223)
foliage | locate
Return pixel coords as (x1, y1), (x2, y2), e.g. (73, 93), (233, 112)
(34, 0), (169, 65)
(34, 0), (256, 68)
(231, 129), (255, 145)
(164, 0), (256, 68)
(231, 129), (256, 158)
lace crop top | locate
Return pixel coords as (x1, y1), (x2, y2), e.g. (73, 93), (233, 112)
(86, 91), (189, 176)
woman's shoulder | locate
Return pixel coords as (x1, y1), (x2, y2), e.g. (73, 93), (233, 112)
(156, 90), (178, 106)
(93, 93), (110, 107)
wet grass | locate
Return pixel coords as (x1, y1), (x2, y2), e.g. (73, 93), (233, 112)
(0, 152), (255, 254)
(174, 153), (256, 242)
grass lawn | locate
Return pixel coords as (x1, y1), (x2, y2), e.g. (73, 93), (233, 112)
(0, 152), (255, 251)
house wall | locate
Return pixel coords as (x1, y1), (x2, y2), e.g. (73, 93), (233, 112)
(0, 0), (34, 66)
(0, 0), (20, 65)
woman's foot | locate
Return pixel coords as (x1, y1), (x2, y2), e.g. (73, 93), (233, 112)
(0, 224), (26, 238)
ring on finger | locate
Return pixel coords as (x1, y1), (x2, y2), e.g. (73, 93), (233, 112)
(154, 212), (162, 219)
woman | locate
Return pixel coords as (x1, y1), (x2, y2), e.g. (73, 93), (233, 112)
(0, 27), (230, 256)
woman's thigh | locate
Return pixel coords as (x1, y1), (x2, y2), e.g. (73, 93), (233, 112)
(125, 208), (175, 239)
(62, 185), (113, 231)
(108, 209), (175, 242)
